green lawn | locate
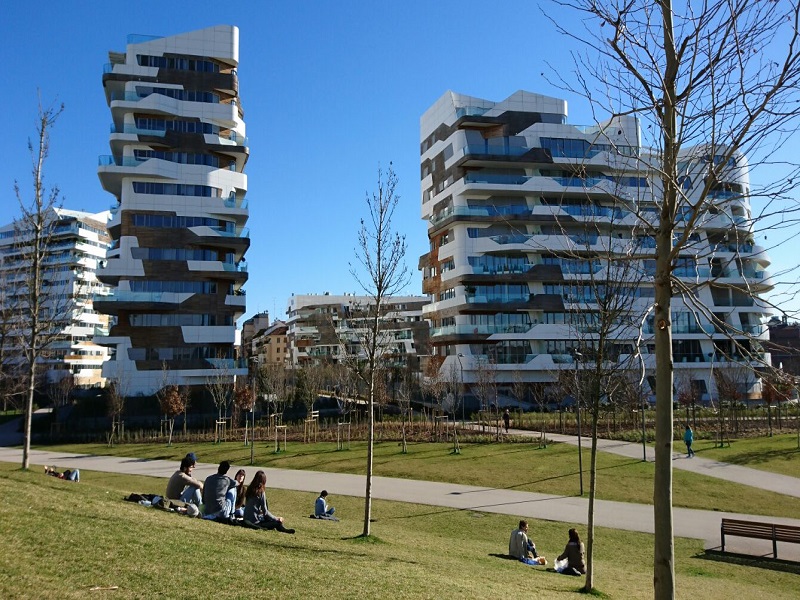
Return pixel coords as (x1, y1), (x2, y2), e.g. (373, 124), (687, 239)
(692, 433), (800, 478)
(1, 463), (797, 600)
(37, 437), (800, 519)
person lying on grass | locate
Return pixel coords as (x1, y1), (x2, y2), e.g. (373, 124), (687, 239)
(244, 470), (295, 534)
(44, 466), (79, 482)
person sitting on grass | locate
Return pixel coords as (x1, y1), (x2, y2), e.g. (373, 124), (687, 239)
(314, 490), (337, 520)
(165, 455), (203, 506)
(556, 528), (586, 576)
(44, 466), (80, 482)
(244, 470), (295, 534)
(509, 520), (546, 565)
(233, 469), (247, 518)
(202, 460), (238, 522)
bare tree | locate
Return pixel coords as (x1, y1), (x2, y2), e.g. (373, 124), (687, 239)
(258, 361), (289, 418)
(12, 99), (70, 468)
(106, 366), (130, 447)
(549, 2), (800, 595)
(349, 164), (410, 537)
(206, 354), (234, 443)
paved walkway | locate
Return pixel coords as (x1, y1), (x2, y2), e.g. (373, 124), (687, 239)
(1, 444), (799, 561)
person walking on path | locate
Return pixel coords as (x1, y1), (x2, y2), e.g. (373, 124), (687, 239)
(503, 409), (510, 433)
(684, 425), (695, 458)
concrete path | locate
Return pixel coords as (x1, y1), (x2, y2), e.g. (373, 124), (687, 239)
(2, 446), (799, 561)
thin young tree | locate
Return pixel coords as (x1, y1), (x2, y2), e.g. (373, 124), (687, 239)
(349, 164), (410, 537)
(549, 2), (800, 596)
(205, 353), (234, 443)
(13, 99), (68, 469)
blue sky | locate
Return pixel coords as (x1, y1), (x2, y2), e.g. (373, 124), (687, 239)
(3, 1), (798, 323)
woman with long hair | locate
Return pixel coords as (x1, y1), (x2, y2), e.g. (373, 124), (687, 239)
(556, 528), (586, 576)
(233, 469), (247, 518)
(243, 470), (295, 534)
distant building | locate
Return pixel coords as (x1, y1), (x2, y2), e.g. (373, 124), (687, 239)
(0, 208), (112, 387)
(419, 90), (773, 404)
(767, 318), (800, 377)
(286, 293), (429, 368)
(241, 311), (270, 360)
(94, 26), (249, 396)
(252, 320), (289, 366)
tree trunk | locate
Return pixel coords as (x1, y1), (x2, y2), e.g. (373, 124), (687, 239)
(584, 406), (599, 592)
(362, 376), (375, 536)
(22, 364), (36, 470)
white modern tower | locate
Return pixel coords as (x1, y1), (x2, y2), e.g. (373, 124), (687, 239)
(0, 208), (112, 388)
(96, 26), (249, 396)
(419, 90), (773, 407)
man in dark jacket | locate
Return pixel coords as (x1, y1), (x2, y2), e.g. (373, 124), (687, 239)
(202, 460), (237, 521)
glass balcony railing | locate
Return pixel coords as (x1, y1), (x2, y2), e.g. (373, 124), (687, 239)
(93, 291), (179, 304)
(110, 123), (167, 137)
(464, 173), (531, 185)
(463, 144), (531, 157)
(429, 323), (532, 337)
(488, 233), (533, 245)
(223, 197), (249, 210)
(430, 205), (531, 225)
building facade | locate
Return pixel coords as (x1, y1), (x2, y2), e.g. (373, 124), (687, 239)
(419, 90), (773, 405)
(286, 293), (429, 368)
(252, 320), (289, 366)
(0, 208), (112, 388)
(95, 26), (249, 396)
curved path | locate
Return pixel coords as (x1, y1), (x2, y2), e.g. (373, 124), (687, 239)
(1, 444), (799, 561)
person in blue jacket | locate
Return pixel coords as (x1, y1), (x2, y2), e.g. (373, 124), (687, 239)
(683, 425), (695, 458)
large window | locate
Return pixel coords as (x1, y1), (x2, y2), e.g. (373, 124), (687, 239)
(136, 54), (220, 73)
(129, 313), (232, 326)
(129, 280), (217, 294)
(131, 214), (235, 233)
(135, 117), (218, 135)
(132, 182), (217, 197)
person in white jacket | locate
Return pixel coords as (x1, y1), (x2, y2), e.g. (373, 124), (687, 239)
(509, 520), (545, 565)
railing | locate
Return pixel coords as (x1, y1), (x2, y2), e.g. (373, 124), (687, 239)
(464, 173), (530, 185)
(429, 323), (532, 337)
(462, 144), (531, 157)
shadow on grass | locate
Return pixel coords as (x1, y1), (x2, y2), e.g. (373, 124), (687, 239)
(698, 549), (800, 575)
(448, 459), (643, 495)
(699, 448), (800, 467)
(488, 552), (517, 561)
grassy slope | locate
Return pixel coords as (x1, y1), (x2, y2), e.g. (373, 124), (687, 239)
(692, 433), (800, 478)
(1, 463), (797, 600)
(37, 437), (800, 519)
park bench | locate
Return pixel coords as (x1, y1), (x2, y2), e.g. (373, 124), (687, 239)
(720, 518), (800, 559)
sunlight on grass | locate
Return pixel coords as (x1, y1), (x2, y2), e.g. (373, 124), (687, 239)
(1, 463), (798, 599)
(38, 437), (800, 519)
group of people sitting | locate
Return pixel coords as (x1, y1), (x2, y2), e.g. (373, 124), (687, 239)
(509, 520), (586, 576)
(164, 453), (339, 533)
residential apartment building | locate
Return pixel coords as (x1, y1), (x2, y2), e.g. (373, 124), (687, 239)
(419, 90), (773, 405)
(286, 293), (429, 368)
(95, 26), (249, 396)
(252, 320), (289, 366)
(0, 208), (112, 387)
(241, 311), (270, 361)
